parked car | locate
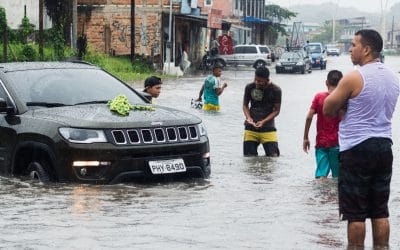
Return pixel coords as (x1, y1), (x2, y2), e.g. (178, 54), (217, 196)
(275, 50), (312, 74)
(305, 42), (327, 69)
(0, 62), (210, 184)
(326, 44), (340, 56)
(217, 44), (272, 69)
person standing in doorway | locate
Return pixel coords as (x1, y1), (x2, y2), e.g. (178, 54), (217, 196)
(323, 29), (400, 248)
(303, 70), (343, 178)
(243, 67), (281, 157)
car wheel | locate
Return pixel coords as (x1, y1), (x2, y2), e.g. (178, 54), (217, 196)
(254, 60), (266, 69)
(28, 161), (50, 183)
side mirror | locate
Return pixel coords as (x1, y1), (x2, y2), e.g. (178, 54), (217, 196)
(0, 97), (16, 114)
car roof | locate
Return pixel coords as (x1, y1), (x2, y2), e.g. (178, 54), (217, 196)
(0, 61), (98, 72)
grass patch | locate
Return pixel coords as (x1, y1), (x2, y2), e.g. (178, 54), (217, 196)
(0, 43), (160, 81)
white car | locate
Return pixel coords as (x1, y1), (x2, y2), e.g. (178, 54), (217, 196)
(216, 44), (272, 68)
(326, 44), (340, 56)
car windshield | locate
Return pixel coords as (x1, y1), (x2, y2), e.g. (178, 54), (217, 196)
(281, 52), (300, 60)
(7, 68), (146, 107)
(307, 45), (321, 53)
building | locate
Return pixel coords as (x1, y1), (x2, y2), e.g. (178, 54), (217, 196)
(1, 0), (51, 29)
(337, 17), (370, 51)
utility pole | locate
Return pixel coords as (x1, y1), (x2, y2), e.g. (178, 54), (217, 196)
(72, 0), (77, 50)
(164, 0), (173, 74)
(391, 15), (394, 49)
(380, 0), (389, 49)
(130, 0), (135, 62)
(39, 0), (44, 61)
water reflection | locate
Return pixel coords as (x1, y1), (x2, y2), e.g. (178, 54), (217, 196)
(243, 156), (276, 182)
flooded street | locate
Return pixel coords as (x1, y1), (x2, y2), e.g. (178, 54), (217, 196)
(2, 55), (400, 249)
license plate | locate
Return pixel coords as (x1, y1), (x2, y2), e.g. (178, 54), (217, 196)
(284, 67), (292, 70)
(148, 158), (186, 175)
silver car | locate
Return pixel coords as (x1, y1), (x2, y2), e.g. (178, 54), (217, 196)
(217, 44), (272, 68)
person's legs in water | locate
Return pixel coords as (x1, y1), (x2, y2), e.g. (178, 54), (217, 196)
(328, 146), (339, 177)
(243, 141), (259, 156)
(315, 148), (330, 178)
(261, 142), (280, 157)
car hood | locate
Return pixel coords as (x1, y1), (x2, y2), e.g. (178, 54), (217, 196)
(311, 53), (323, 58)
(28, 104), (201, 128)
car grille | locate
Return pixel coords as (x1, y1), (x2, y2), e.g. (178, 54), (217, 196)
(109, 125), (199, 145)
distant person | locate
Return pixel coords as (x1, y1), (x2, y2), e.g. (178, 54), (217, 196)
(323, 29), (400, 248)
(303, 70), (343, 178)
(243, 67), (281, 157)
(210, 38), (220, 56)
(143, 76), (162, 103)
(196, 64), (227, 111)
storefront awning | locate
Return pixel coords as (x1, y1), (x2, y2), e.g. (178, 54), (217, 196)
(175, 14), (231, 31)
(241, 16), (272, 24)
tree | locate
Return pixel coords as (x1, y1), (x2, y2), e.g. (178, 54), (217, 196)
(0, 6), (7, 62)
(311, 20), (343, 45)
(44, 0), (73, 59)
(264, 4), (297, 44)
(18, 15), (35, 44)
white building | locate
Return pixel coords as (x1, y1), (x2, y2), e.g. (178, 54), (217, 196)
(1, 0), (51, 29)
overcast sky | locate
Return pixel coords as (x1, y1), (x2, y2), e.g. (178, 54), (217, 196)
(267, 0), (399, 13)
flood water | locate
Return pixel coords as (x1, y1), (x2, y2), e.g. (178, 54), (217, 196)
(1, 55), (400, 249)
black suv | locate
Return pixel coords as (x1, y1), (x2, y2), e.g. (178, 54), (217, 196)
(275, 50), (312, 74)
(0, 62), (210, 183)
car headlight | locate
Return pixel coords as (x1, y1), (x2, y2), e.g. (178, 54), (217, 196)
(198, 122), (208, 136)
(59, 128), (107, 143)
(276, 62), (281, 66)
(296, 61), (304, 66)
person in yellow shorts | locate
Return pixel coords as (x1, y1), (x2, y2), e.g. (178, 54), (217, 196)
(243, 67), (282, 156)
(196, 64), (227, 111)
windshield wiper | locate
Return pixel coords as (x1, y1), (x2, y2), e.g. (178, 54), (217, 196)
(26, 102), (69, 107)
(73, 100), (109, 106)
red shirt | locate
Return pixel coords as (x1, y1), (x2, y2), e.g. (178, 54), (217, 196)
(311, 92), (340, 148)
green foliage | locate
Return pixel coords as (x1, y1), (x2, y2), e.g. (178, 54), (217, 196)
(107, 95), (155, 116)
(50, 28), (65, 60)
(0, 6), (6, 32)
(18, 15), (35, 44)
(0, 43), (74, 62)
(265, 4), (297, 44)
(83, 50), (156, 81)
(311, 21), (343, 45)
(21, 44), (36, 61)
(44, 0), (72, 46)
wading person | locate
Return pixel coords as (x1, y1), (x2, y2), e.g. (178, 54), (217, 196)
(243, 67), (281, 157)
(323, 29), (400, 248)
(143, 76), (162, 103)
(303, 70), (343, 178)
(196, 64), (227, 111)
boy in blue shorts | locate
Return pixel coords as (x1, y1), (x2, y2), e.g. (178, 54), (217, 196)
(303, 70), (343, 178)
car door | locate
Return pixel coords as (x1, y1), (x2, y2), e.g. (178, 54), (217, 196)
(243, 46), (257, 65)
(233, 46), (244, 65)
(0, 83), (17, 174)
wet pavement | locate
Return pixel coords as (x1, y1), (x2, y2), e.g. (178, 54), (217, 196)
(1, 55), (400, 249)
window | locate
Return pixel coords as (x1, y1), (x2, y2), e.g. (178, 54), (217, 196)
(259, 46), (270, 54)
(244, 46), (257, 54)
(234, 46), (244, 53)
(205, 0), (212, 6)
